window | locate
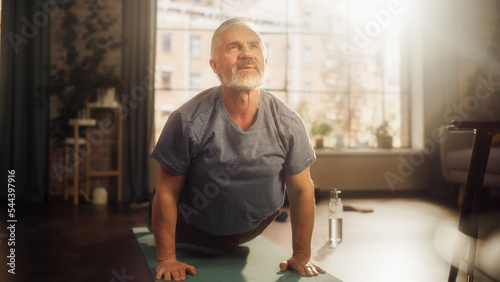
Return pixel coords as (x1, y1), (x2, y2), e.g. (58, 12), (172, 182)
(264, 43), (270, 61)
(303, 13), (311, 30)
(190, 73), (201, 89)
(161, 71), (171, 89)
(161, 33), (171, 52)
(154, 0), (410, 148)
(304, 82), (313, 102)
(190, 35), (201, 57)
(303, 47), (312, 68)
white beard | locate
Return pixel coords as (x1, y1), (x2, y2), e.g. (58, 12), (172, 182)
(220, 60), (265, 91)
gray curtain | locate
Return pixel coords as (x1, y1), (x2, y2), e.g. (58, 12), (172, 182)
(0, 0), (50, 202)
(121, 0), (156, 201)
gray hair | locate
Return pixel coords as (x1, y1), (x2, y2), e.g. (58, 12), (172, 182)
(210, 17), (265, 61)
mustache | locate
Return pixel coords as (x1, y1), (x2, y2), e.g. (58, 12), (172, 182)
(234, 59), (264, 72)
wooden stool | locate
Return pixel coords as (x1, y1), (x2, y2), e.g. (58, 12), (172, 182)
(62, 101), (123, 205)
(63, 118), (96, 205)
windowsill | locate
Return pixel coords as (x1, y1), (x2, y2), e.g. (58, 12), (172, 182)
(314, 147), (422, 157)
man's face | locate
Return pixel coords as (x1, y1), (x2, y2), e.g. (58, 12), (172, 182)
(210, 26), (267, 91)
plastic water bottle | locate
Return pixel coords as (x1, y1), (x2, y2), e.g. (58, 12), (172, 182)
(329, 188), (343, 247)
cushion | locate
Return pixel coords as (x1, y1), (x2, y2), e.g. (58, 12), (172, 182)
(445, 148), (500, 174)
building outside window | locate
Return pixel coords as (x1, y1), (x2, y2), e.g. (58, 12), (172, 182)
(154, 0), (410, 149)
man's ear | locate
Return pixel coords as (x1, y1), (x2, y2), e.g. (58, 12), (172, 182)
(209, 59), (219, 74)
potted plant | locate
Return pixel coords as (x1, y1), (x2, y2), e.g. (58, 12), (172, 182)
(374, 121), (393, 148)
(311, 122), (333, 149)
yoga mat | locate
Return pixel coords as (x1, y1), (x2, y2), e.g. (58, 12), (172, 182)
(133, 227), (342, 282)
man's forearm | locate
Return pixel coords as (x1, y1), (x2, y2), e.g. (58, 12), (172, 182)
(288, 189), (315, 258)
(152, 192), (179, 261)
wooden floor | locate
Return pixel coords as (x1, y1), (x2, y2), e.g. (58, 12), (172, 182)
(1, 195), (499, 282)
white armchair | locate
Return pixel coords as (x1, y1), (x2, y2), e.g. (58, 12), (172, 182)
(439, 125), (500, 198)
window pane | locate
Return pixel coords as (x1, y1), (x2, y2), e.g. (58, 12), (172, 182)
(154, 0), (409, 148)
(261, 34), (287, 91)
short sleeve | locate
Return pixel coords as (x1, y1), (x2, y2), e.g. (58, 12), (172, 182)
(284, 115), (316, 175)
(152, 111), (194, 175)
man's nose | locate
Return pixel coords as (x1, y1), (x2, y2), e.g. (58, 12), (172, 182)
(239, 45), (254, 59)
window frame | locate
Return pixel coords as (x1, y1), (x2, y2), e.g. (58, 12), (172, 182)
(154, 0), (420, 150)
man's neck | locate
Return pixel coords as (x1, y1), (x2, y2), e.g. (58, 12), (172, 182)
(221, 86), (260, 131)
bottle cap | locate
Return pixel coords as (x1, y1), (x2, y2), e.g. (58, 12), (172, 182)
(330, 188), (341, 200)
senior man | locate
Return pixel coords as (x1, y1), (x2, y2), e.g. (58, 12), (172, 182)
(150, 17), (325, 281)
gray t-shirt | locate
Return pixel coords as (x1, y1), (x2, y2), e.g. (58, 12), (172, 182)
(152, 86), (315, 236)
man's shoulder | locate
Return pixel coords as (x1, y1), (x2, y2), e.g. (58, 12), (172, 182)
(176, 86), (220, 122)
(261, 89), (301, 122)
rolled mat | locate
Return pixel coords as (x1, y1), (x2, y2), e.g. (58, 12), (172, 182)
(132, 227), (342, 281)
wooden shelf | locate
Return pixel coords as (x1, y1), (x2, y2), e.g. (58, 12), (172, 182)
(64, 138), (87, 146)
(88, 170), (120, 177)
(69, 119), (96, 126)
(89, 101), (120, 108)
(63, 101), (123, 205)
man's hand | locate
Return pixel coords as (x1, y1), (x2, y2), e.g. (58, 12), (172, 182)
(156, 258), (197, 281)
(283, 167), (325, 277)
(279, 254), (326, 276)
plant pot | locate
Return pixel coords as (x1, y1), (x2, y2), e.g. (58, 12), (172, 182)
(96, 87), (116, 106)
(377, 135), (393, 148)
(315, 137), (324, 149)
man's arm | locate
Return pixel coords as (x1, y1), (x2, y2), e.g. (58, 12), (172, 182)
(279, 166), (325, 276)
(152, 165), (196, 281)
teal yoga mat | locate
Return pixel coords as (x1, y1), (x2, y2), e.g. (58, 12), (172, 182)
(132, 227), (341, 282)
